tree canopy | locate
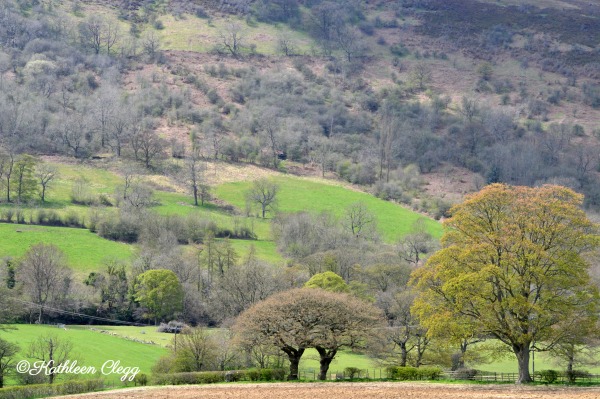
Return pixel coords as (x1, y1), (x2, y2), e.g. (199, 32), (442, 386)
(411, 184), (600, 383)
(234, 288), (383, 380)
(304, 271), (350, 293)
(134, 269), (183, 324)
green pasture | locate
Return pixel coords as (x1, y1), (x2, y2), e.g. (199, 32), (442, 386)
(299, 349), (377, 378)
(0, 223), (134, 275)
(215, 176), (443, 243)
(158, 14), (315, 55)
(0, 324), (167, 385)
(229, 239), (282, 264)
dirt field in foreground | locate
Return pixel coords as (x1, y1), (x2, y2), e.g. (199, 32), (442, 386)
(63, 382), (600, 399)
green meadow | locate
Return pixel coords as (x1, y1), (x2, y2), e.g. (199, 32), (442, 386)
(0, 325), (168, 385)
(0, 223), (134, 275)
(215, 176), (443, 242)
(0, 161), (441, 272)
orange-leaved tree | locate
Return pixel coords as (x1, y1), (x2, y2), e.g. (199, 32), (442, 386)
(411, 184), (600, 383)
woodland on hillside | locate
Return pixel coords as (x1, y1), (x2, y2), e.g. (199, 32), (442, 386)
(1, 0), (600, 388)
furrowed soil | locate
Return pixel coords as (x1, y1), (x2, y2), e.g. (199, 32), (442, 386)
(62, 382), (600, 399)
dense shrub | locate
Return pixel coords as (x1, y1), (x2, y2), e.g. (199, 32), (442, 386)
(385, 366), (443, 381)
(153, 371), (225, 385)
(566, 369), (591, 383)
(0, 379), (104, 399)
(453, 368), (478, 380)
(344, 367), (363, 379)
(154, 369), (285, 385)
(537, 369), (559, 384)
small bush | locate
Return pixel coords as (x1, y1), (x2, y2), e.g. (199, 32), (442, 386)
(417, 366), (442, 380)
(537, 369), (559, 384)
(260, 368), (274, 381)
(344, 367), (362, 379)
(386, 366), (419, 380)
(225, 370), (245, 382)
(247, 369), (261, 381)
(2, 208), (14, 223)
(390, 43), (409, 57)
(566, 369), (591, 383)
(271, 368), (286, 381)
(153, 20), (164, 30)
(453, 368), (478, 380)
(207, 89), (223, 105)
(134, 373), (148, 386)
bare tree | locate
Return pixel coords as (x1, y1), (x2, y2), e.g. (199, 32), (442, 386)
(309, 136), (332, 178)
(79, 16), (103, 54)
(335, 26), (368, 62)
(142, 30), (161, 57)
(0, 338), (19, 388)
(35, 162), (57, 203)
(19, 244), (71, 323)
(258, 108), (281, 169)
(104, 18), (120, 55)
(185, 151), (206, 206)
(27, 335), (73, 384)
(0, 149), (15, 202)
(378, 103), (401, 182)
(276, 33), (296, 56)
(344, 202), (376, 239)
(218, 22), (246, 58)
(397, 219), (437, 266)
(57, 111), (93, 158)
(93, 86), (117, 149)
(460, 97), (480, 124)
(108, 106), (136, 157)
(246, 179), (279, 218)
(175, 327), (217, 371)
(130, 128), (166, 169)
(410, 63), (432, 91)
(116, 165), (153, 209)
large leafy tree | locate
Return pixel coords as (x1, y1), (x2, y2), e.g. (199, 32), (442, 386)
(134, 269), (183, 324)
(411, 184), (600, 383)
(234, 288), (383, 380)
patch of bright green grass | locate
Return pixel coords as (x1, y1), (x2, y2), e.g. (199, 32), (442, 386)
(0, 223), (134, 275)
(158, 14), (315, 55)
(215, 176), (442, 242)
(49, 163), (123, 204)
(229, 239), (282, 264)
(0, 324), (167, 386)
(299, 349), (377, 379)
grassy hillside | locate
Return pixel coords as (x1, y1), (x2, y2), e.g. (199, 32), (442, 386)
(0, 224), (134, 275)
(0, 325), (167, 385)
(215, 176), (443, 242)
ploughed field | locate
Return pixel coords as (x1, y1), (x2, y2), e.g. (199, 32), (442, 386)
(62, 382), (600, 399)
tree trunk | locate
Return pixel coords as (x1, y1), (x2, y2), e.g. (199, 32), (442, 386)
(514, 344), (532, 383)
(316, 347), (337, 380)
(283, 347), (304, 380)
(193, 186), (198, 206)
(399, 342), (408, 367)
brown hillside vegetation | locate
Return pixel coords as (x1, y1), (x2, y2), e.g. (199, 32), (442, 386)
(61, 382), (600, 399)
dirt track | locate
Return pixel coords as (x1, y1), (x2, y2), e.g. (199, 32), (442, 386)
(63, 382), (600, 399)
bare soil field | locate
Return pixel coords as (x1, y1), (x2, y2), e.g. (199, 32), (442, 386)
(63, 382), (600, 399)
